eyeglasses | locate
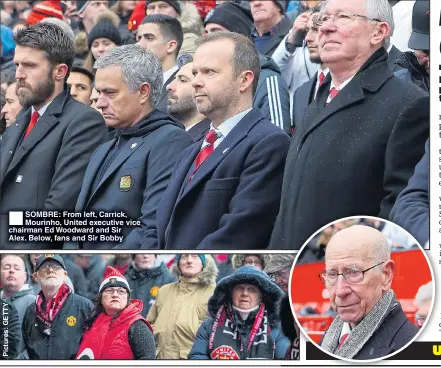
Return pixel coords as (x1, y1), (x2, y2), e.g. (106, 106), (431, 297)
(315, 13), (381, 27)
(39, 263), (63, 272)
(269, 270), (289, 282)
(318, 262), (385, 286)
(103, 288), (128, 296)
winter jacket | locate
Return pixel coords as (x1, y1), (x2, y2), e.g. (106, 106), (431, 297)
(188, 266), (290, 360)
(0, 298), (21, 360)
(70, 108), (193, 250)
(76, 299), (155, 360)
(125, 261), (177, 317)
(254, 55), (291, 134)
(188, 312), (289, 359)
(395, 51), (429, 93)
(271, 30), (319, 101)
(1, 284), (36, 324)
(21, 292), (93, 360)
(146, 255), (218, 359)
(81, 256), (106, 300)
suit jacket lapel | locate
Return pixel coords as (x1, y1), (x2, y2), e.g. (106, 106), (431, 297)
(0, 108), (30, 183)
(4, 111), (60, 179)
(86, 137), (145, 206)
(180, 110), (263, 200)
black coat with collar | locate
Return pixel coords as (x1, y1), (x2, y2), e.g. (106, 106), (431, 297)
(252, 16), (293, 58)
(0, 88), (107, 249)
(144, 108), (290, 249)
(270, 48), (429, 250)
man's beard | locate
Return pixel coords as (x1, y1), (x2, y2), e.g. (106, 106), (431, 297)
(16, 68), (55, 107)
(167, 93), (198, 122)
(195, 89), (235, 118)
(309, 55), (322, 64)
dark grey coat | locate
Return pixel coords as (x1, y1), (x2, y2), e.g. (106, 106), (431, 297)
(0, 88), (107, 249)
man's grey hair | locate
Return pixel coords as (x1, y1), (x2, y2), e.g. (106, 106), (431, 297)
(415, 281), (433, 305)
(94, 44), (163, 106)
(41, 18), (75, 40)
(321, 0), (394, 49)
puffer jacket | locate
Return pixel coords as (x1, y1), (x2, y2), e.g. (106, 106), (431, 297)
(146, 255), (218, 359)
(178, 2), (203, 56)
(125, 261), (177, 317)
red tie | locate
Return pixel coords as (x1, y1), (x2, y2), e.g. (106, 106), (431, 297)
(325, 87), (340, 107)
(24, 111), (40, 138)
(188, 129), (219, 182)
(338, 333), (349, 349)
(319, 72), (325, 86)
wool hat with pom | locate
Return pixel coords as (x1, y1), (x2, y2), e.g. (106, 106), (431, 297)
(99, 265), (131, 294)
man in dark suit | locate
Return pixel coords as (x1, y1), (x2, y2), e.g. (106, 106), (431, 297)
(167, 59), (210, 142)
(145, 32), (290, 250)
(69, 45), (192, 250)
(270, 0), (429, 250)
(136, 14), (182, 111)
(0, 23), (107, 249)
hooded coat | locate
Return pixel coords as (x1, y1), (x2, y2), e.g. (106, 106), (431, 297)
(254, 55), (291, 134)
(395, 51), (429, 93)
(146, 254), (218, 359)
(125, 260), (177, 317)
(68, 108), (193, 250)
(2, 284), (36, 324)
(188, 266), (290, 360)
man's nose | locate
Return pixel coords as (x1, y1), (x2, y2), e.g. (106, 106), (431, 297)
(168, 79), (176, 92)
(334, 275), (352, 297)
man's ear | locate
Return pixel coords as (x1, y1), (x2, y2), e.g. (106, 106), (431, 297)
(166, 39), (178, 55)
(32, 272), (38, 281)
(238, 70), (255, 93)
(54, 64), (69, 81)
(382, 259), (395, 291)
(371, 22), (390, 47)
(139, 82), (152, 106)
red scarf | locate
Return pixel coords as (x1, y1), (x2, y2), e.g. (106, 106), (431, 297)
(35, 283), (71, 327)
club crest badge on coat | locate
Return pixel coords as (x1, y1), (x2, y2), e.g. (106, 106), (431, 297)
(210, 345), (240, 360)
(66, 315), (77, 327)
(119, 175), (133, 191)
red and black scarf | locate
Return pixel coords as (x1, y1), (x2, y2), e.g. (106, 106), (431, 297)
(35, 283), (71, 327)
(208, 303), (275, 360)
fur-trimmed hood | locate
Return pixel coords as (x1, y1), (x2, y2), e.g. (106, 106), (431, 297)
(179, 1), (203, 36)
(208, 266), (284, 326)
(171, 254), (218, 287)
(232, 254), (271, 271)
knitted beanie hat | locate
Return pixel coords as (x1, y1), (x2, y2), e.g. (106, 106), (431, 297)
(88, 20), (122, 50)
(145, 0), (182, 16)
(99, 265), (131, 294)
(204, 2), (253, 37)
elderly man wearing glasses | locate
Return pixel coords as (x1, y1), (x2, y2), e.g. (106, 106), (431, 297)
(318, 225), (418, 360)
(270, 0), (429, 251)
(20, 255), (93, 360)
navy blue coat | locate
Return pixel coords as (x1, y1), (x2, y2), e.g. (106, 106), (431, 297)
(68, 109), (192, 249)
(390, 140), (429, 246)
(145, 108), (290, 249)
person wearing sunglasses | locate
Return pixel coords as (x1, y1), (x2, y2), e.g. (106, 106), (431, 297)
(20, 254), (93, 360)
(76, 266), (155, 360)
(319, 225), (418, 360)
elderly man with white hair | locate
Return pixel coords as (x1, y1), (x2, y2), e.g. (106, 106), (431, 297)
(270, 0), (429, 250)
(319, 225), (418, 359)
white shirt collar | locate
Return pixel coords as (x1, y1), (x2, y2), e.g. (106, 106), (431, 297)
(31, 99), (54, 119)
(330, 75), (355, 91)
(163, 65), (179, 86)
(211, 108), (252, 139)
